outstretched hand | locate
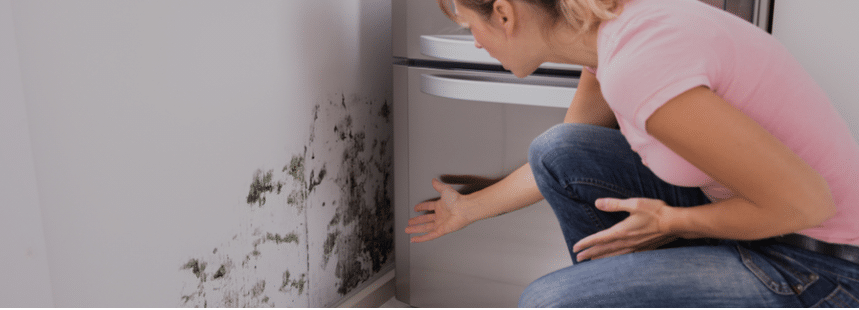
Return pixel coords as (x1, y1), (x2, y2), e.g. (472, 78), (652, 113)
(437, 174), (504, 195)
(572, 197), (678, 262)
(404, 178), (478, 243)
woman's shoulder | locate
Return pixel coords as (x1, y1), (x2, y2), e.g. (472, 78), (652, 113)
(605, 0), (752, 38)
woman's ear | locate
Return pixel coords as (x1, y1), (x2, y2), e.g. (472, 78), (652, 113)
(493, 0), (517, 37)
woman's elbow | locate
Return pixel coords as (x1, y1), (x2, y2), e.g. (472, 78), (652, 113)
(798, 179), (837, 229)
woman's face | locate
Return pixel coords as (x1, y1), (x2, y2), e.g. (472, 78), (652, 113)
(455, 1), (544, 77)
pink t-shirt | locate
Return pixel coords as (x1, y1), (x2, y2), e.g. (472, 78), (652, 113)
(591, 0), (859, 245)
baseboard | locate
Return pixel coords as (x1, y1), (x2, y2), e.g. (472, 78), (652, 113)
(335, 266), (396, 308)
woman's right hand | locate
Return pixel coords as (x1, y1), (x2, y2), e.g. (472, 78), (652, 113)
(404, 178), (476, 243)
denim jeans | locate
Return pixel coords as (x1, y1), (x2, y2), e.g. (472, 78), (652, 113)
(521, 123), (859, 307)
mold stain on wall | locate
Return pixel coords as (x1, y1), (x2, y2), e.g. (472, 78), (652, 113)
(178, 163), (309, 307)
(307, 94), (393, 303)
(178, 93), (393, 307)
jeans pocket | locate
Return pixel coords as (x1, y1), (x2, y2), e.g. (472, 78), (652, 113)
(812, 285), (859, 308)
(736, 244), (820, 295)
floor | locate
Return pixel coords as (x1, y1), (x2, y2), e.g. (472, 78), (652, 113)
(380, 297), (411, 308)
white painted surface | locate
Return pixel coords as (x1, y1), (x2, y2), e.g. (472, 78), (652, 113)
(0, 0), (54, 306)
(772, 0), (859, 141)
(12, 1), (311, 305)
(4, 0), (391, 307)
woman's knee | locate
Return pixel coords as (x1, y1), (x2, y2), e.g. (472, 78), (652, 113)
(530, 123), (587, 169)
(519, 273), (564, 308)
(518, 267), (600, 308)
(530, 123), (574, 162)
(528, 123), (625, 181)
(529, 123), (621, 163)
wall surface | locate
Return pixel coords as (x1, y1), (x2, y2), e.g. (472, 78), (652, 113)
(3, 0), (391, 307)
(0, 0), (54, 306)
(772, 0), (859, 140)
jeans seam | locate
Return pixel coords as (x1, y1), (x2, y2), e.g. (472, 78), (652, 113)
(567, 178), (637, 199)
(737, 245), (795, 295)
(813, 267), (859, 283)
(564, 179), (635, 230)
(841, 286), (859, 305)
(812, 286), (859, 308)
(765, 249), (820, 293)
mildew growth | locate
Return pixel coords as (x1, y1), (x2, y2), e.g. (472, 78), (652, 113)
(284, 156), (305, 183)
(266, 232), (299, 245)
(213, 265), (227, 279)
(322, 231), (340, 267)
(182, 259), (206, 281)
(280, 270), (307, 295)
(308, 94), (394, 298)
(246, 169), (284, 207)
(307, 166), (327, 193)
(179, 93), (392, 307)
(284, 154), (309, 212)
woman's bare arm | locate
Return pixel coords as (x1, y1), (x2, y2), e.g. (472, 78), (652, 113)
(649, 86), (835, 239)
(572, 86), (836, 261)
(406, 69), (616, 242)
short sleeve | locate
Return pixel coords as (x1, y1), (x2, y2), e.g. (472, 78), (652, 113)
(596, 14), (720, 132)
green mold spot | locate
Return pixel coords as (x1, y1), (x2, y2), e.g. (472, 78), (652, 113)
(379, 100), (391, 123)
(280, 270), (307, 295)
(322, 231), (340, 267)
(307, 166), (326, 193)
(266, 232), (299, 245)
(251, 280), (266, 297)
(287, 189), (307, 211)
(247, 169), (275, 206)
(182, 258), (207, 281)
(284, 155), (305, 183)
(213, 265), (227, 279)
(328, 211), (341, 227)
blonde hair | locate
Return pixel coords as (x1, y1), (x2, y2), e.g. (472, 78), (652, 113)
(438, 0), (625, 35)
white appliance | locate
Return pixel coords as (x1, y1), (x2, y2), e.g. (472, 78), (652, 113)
(392, 0), (772, 307)
(771, 0), (859, 142)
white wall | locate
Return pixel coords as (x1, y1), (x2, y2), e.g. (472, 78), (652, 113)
(0, 0), (54, 306)
(3, 0), (391, 307)
(772, 0), (859, 141)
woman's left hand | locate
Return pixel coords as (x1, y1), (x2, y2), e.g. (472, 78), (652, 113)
(572, 197), (678, 262)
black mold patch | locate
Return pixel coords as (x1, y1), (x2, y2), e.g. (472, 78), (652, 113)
(334, 235), (370, 295)
(213, 265), (227, 279)
(180, 92), (392, 307)
(251, 280), (266, 297)
(182, 259), (207, 281)
(284, 155), (305, 183)
(307, 166), (326, 193)
(322, 231), (340, 267)
(280, 270), (307, 295)
(246, 169), (284, 206)
(328, 210), (341, 227)
(308, 93), (394, 297)
(379, 100), (391, 123)
(181, 162), (307, 308)
(266, 232), (299, 245)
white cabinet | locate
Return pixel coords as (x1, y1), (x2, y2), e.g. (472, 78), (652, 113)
(393, 66), (573, 307)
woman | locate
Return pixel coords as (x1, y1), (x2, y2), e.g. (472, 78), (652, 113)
(405, 0), (859, 307)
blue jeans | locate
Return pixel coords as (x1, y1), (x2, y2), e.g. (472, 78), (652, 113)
(521, 123), (859, 307)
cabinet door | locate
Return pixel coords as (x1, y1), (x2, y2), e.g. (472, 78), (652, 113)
(404, 67), (573, 308)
